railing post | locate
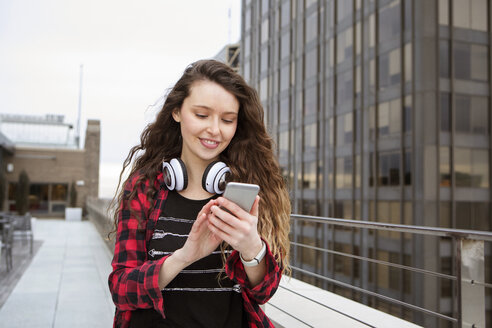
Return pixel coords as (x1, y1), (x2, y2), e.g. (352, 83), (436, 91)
(459, 239), (486, 328)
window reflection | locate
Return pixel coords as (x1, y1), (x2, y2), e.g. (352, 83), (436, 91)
(303, 161), (317, 190)
(379, 0), (401, 44)
(378, 98), (401, 137)
(378, 152), (400, 186)
(455, 95), (489, 135)
(454, 42), (488, 82)
(305, 10), (317, 44)
(304, 122), (317, 152)
(336, 157), (352, 189)
(439, 40), (449, 78)
(455, 148), (489, 188)
(440, 147), (451, 187)
(453, 0), (488, 31)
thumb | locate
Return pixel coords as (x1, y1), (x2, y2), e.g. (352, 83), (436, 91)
(250, 195), (260, 217)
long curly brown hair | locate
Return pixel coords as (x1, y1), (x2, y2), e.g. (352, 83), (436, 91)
(110, 59), (291, 273)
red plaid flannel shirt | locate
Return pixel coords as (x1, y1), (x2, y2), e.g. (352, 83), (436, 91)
(108, 172), (282, 328)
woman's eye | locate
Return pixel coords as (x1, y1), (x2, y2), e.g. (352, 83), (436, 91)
(222, 119), (234, 124)
(196, 114), (207, 119)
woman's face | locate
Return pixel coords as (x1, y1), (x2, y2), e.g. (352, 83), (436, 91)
(172, 80), (239, 165)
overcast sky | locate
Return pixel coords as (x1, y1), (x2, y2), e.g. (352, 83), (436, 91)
(0, 0), (241, 198)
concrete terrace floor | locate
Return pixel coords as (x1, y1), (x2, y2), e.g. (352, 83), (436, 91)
(0, 219), (114, 328)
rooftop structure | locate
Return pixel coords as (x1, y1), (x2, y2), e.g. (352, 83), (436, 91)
(0, 114), (77, 148)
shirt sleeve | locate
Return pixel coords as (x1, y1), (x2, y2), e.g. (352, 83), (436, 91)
(225, 239), (281, 305)
(108, 174), (167, 318)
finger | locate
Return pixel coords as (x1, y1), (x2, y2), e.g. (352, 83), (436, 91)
(217, 197), (246, 219)
(207, 220), (233, 245)
(208, 210), (236, 236)
(250, 196), (260, 217)
(190, 213), (207, 234)
(210, 205), (242, 228)
(197, 199), (217, 218)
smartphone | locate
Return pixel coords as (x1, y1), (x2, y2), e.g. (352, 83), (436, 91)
(222, 182), (260, 213)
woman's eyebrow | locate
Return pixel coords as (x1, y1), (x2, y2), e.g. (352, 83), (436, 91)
(192, 105), (238, 115)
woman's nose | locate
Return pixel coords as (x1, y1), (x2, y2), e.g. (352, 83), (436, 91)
(207, 117), (220, 135)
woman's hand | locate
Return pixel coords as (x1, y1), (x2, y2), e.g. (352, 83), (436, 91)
(174, 199), (223, 264)
(207, 196), (263, 260)
(159, 199), (223, 289)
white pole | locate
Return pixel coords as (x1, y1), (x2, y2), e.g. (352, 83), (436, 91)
(76, 64), (83, 149)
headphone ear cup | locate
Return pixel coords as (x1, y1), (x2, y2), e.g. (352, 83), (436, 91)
(202, 161), (230, 194)
(163, 158), (188, 191)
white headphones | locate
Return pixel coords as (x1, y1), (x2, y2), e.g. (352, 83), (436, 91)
(162, 158), (231, 194)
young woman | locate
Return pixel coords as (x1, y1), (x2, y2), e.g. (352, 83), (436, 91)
(109, 59), (291, 328)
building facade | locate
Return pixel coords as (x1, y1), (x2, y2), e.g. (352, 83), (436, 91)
(241, 0), (491, 326)
(0, 114), (100, 216)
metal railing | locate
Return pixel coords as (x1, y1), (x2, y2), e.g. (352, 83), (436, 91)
(288, 214), (492, 328)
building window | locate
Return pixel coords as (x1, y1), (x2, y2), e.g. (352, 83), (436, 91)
(279, 130), (289, 159)
(260, 48), (269, 74)
(404, 150), (411, 186)
(261, 18), (269, 44)
(337, 112), (353, 145)
(379, 152), (400, 186)
(305, 47), (318, 79)
(439, 0), (449, 26)
(336, 157), (352, 189)
(440, 92), (451, 132)
(379, 0), (401, 44)
(337, 0), (352, 23)
(455, 148), (489, 188)
(305, 10), (318, 44)
(337, 28), (353, 65)
(378, 98), (401, 137)
(337, 69), (353, 106)
(379, 48), (401, 90)
(280, 32), (290, 60)
(404, 43), (412, 83)
(403, 95), (412, 133)
(303, 161), (317, 190)
(280, 64), (289, 92)
(439, 40), (449, 78)
(452, 0), (488, 31)
(455, 95), (489, 135)
(440, 147), (451, 187)
(304, 84), (318, 115)
(454, 42), (489, 82)
(280, 2), (290, 28)
(456, 202), (489, 230)
(304, 122), (317, 152)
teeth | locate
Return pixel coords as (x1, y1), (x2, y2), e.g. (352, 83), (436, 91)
(202, 139), (217, 145)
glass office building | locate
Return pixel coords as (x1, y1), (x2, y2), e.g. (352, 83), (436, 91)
(241, 0), (491, 326)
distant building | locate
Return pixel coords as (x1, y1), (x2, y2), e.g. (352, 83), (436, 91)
(241, 0), (491, 327)
(214, 43), (240, 72)
(0, 114), (100, 216)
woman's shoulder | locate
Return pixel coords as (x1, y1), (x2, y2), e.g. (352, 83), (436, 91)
(124, 170), (164, 194)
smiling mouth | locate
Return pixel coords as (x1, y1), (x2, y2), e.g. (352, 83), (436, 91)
(200, 138), (219, 149)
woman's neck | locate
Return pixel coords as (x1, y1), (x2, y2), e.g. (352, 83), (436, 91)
(178, 157), (215, 200)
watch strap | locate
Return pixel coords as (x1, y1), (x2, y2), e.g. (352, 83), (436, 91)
(240, 240), (267, 267)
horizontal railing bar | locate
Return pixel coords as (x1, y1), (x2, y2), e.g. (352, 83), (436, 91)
(266, 302), (314, 327)
(291, 241), (457, 281)
(291, 266), (457, 323)
(291, 214), (492, 242)
(462, 279), (492, 289)
(278, 285), (376, 327)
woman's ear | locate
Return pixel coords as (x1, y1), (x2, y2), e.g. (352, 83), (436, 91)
(172, 109), (181, 123)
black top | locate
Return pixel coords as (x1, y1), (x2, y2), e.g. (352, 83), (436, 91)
(129, 190), (245, 328)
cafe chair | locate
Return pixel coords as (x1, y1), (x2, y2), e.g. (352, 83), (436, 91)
(1, 219), (14, 272)
(12, 213), (34, 255)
